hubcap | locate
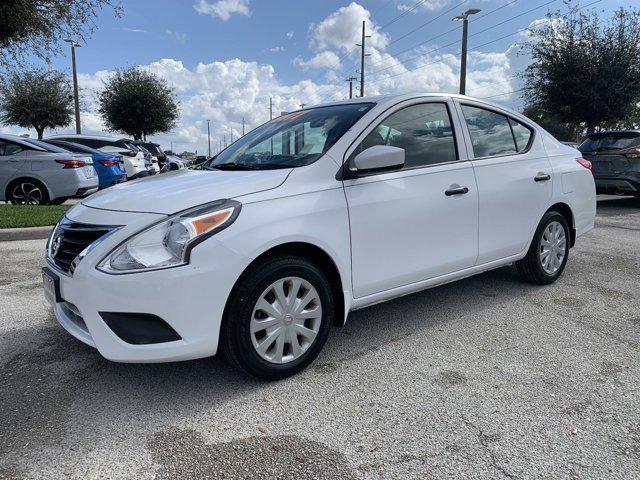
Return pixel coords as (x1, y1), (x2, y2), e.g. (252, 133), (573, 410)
(12, 182), (43, 205)
(539, 221), (566, 275)
(250, 276), (322, 364)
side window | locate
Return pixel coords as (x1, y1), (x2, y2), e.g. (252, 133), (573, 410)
(0, 141), (23, 156)
(352, 102), (458, 169)
(509, 118), (533, 152)
(461, 105), (517, 158)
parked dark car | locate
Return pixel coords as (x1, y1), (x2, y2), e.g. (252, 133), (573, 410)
(44, 139), (127, 189)
(578, 130), (640, 197)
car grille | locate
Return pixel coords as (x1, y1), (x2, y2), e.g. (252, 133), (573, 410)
(49, 219), (114, 274)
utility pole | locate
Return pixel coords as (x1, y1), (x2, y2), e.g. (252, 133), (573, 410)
(452, 8), (481, 95)
(299, 103), (306, 109)
(269, 97), (273, 120)
(229, 126), (233, 144)
(206, 120), (211, 157)
(356, 21), (371, 97)
(242, 117), (245, 136)
(223, 134), (226, 148)
(345, 76), (357, 99)
(64, 38), (82, 134)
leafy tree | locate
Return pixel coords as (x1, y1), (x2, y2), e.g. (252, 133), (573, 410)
(98, 67), (179, 140)
(522, 104), (582, 141)
(0, 0), (120, 69)
(521, 4), (640, 134)
(0, 69), (74, 138)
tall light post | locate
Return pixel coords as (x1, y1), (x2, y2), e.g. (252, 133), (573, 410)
(452, 8), (481, 95)
(206, 119), (211, 157)
(64, 38), (82, 133)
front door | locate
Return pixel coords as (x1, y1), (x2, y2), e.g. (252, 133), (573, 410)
(343, 99), (479, 299)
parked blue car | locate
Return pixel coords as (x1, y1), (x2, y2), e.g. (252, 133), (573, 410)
(44, 139), (127, 189)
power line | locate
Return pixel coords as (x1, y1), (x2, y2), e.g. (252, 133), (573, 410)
(369, 0), (560, 78)
(378, 0), (428, 31)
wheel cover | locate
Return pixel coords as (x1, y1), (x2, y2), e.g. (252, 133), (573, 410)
(12, 182), (43, 205)
(539, 220), (566, 275)
(250, 276), (322, 364)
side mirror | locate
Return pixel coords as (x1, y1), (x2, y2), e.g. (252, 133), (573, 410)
(352, 145), (405, 172)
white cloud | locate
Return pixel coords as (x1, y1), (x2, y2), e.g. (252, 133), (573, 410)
(166, 29), (187, 43)
(395, 0), (450, 13)
(310, 2), (389, 52)
(270, 46), (285, 52)
(293, 51), (341, 70)
(122, 28), (147, 33)
(193, 0), (250, 21)
(286, 31), (294, 39)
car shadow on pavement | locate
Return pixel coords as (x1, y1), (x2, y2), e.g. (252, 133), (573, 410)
(596, 195), (640, 215)
(0, 265), (528, 461)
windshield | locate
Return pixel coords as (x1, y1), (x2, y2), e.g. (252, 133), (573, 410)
(208, 103), (374, 170)
(579, 133), (640, 152)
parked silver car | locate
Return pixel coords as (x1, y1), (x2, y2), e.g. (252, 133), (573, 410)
(0, 134), (98, 205)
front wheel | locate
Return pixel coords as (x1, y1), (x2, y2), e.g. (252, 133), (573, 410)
(221, 256), (333, 380)
(516, 211), (570, 285)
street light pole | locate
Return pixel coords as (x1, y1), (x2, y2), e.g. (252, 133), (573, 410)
(206, 119), (211, 157)
(452, 9), (481, 95)
(64, 38), (82, 134)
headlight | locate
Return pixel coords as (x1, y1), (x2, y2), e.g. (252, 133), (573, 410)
(97, 199), (241, 274)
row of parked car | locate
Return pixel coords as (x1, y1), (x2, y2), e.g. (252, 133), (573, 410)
(0, 134), (189, 205)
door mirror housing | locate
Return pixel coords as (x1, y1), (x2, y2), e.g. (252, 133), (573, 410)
(352, 145), (405, 173)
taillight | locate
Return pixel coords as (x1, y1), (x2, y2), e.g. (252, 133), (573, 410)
(576, 157), (592, 171)
(120, 150), (137, 157)
(55, 159), (87, 169)
(98, 159), (119, 166)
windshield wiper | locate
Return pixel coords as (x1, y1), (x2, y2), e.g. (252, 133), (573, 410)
(210, 162), (261, 171)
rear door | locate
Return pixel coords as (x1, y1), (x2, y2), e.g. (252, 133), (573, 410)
(0, 140), (27, 197)
(455, 101), (552, 264)
(343, 98), (479, 298)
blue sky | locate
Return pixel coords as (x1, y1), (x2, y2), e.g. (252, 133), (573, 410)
(18, 0), (637, 153)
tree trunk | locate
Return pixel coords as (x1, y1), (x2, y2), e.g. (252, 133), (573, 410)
(586, 122), (596, 134)
(35, 126), (45, 139)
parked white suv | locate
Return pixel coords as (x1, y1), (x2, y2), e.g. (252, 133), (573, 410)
(43, 94), (596, 379)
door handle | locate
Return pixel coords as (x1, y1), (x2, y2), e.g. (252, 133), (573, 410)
(534, 172), (551, 182)
(445, 185), (469, 196)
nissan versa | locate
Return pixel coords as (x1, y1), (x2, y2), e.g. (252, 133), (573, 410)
(43, 94), (596, 379)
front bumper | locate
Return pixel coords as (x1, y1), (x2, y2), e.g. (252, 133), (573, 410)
(45, 204), (250, 363)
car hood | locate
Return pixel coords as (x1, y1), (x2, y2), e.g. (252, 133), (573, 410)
(82, 168), (291, 214)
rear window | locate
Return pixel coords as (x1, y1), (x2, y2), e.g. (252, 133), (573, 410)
(21, 138), (71, 153)
(579, 133), (640, 152)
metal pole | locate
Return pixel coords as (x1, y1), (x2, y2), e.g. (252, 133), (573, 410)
(269, 98), (273, 120)
(206, 120), (211, 157)
(70, 43), (81, 134)
(359, 21), (365, 97)
(460, 18), (468, 95)
(242, 117), (245, 136)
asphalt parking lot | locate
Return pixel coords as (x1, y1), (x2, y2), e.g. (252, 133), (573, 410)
(0, 196), (639, 480)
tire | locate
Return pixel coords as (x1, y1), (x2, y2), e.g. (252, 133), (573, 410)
(516, 211), (570, 285)
(7, 179), (50, 205)
(221, 255), (334, 380)
(49, 197), (69, 205)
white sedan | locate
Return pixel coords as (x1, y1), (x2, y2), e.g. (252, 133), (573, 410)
(42, 93), (596, 379)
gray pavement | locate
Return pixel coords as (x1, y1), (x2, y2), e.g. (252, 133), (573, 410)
(0, 196), (639, 479)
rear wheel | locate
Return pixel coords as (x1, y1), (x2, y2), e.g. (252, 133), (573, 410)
(8, 180), (50, 205)
(516, 211), (570, 285)
(221, 256), (333, 380)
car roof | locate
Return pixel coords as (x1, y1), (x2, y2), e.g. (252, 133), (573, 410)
(0, 133), (50, 150)
(304, 92), (527, 120)
(46, 133), (135, 143)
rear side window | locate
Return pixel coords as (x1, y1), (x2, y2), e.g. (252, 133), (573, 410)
(352, 102), (458, 169)
(509, 119), (533, 152)
(461, 105), (517, 158)
(0, 141), (23, 156)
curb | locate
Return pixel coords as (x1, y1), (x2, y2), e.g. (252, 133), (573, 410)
(0, 226), (52, 242)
